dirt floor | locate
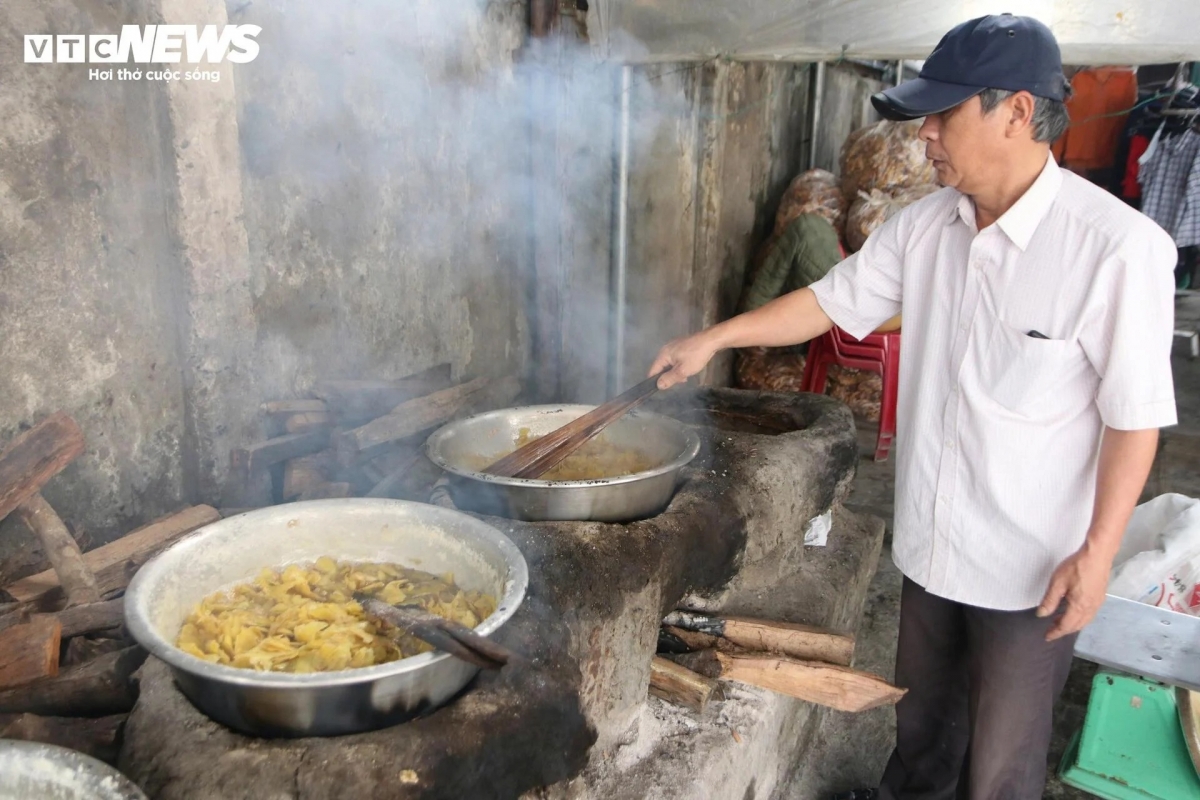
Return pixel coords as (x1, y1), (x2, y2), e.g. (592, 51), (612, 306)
(787, 293), (1200, 799)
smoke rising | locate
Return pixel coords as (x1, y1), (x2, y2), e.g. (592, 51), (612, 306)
(227, 0), (688, 403)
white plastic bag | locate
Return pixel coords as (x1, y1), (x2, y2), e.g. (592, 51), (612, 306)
(804, 509), (832, 547)
(1109, 493), (1200, 616)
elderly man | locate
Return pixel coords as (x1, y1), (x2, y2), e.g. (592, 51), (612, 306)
(649, 14), (1177, 800)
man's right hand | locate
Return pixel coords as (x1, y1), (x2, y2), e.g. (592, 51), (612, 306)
(649, 331), (720, 390)
(647, 287), (834, 390)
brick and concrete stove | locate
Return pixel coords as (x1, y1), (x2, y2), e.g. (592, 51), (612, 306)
(120, 387), (885, 800)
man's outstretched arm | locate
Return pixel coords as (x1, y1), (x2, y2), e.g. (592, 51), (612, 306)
(649, 288), (834, 389)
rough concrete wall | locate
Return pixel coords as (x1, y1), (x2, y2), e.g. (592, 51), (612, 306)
(554, 58), (876, 400)
(160, 0), (259, 506)
(611, 60), (812, 392)
(0, 0), (189, 560)
(550, 48), (619, 405)
(1, 0), (816, 568)
(615, 63), (703, 392)
(691, 62), (812, 387)
(229, 0), (532, 406)
(1, 0), (537, 566)
(814, 62), (885, 175)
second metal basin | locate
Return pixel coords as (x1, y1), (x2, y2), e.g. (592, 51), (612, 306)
(425, 405), (701, 522)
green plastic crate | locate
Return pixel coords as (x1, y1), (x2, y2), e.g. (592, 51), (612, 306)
(1059, 671), (1200, 799)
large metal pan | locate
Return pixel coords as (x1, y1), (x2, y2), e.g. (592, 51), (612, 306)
(425, 405), (701, 522)
(124, 499), (528, 737)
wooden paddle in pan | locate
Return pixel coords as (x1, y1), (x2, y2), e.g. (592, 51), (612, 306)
(355, 594), (516, 671)
(483, 371), (667, 480)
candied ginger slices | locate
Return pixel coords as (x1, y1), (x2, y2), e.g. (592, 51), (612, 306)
(174, 557), (497, 673)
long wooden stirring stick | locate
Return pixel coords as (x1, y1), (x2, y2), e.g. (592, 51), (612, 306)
(484, 371), (666, 480)
(355, 595), (514, 670)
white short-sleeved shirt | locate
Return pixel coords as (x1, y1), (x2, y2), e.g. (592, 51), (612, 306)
(810, 156), (1178, 610)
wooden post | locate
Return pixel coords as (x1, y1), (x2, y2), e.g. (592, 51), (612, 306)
(0, 413), (101, 608)
(14, 494), (101, 606)
(530, 0), (558, 37)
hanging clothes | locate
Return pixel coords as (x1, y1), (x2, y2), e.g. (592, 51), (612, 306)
(1139, 127), (1200, 249)
(1120, 134), (1150, 200)
(1179, 143), (1200, 248)
(1052, 67), (1139, 172)
(1108, 81), (1195, 203)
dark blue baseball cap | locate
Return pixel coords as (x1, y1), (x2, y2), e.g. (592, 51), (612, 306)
(872, 14), (1068, 121)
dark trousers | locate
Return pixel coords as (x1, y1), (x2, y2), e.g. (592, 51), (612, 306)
(879, 578), (1078, 800)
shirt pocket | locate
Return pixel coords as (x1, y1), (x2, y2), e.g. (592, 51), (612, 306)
(980, 321), (1085, 414)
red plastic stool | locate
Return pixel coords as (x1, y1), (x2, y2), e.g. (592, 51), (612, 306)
(801, 326), (901, 462)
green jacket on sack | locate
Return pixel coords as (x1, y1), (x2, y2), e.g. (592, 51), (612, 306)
(739, 213), (842, 314)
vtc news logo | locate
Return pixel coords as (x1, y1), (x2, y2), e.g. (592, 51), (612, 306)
(24, 25), (261, 64)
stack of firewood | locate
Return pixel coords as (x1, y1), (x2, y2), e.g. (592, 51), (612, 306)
(649, 610), (904, 714)
(0, 367), (520, 761)
(223, 365), (521, 512)
(0, 413), (220, 763)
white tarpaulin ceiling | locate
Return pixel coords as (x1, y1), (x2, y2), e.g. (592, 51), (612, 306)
(589, 1), (1200, 65)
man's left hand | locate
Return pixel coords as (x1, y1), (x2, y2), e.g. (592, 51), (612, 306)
(1036, 543), (1115, 642)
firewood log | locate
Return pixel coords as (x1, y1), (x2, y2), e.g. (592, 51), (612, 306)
(14, 494), (101, 606)
(662, 611), (855, 666)
(0, 646), (147, 716)
(337, 376), (518, 456)
(674, 649), (904, 713)
(260, 399), (328, 415)
(5, 506), (219, 609)
(63, 634), (130, 667)
(0, 617), (61, 689)
(0, 413), (85, 521)
(649, 656), (717, 711)
(0, 712), (126, 763)
(282, 412), (334, 434)
(312, 364), (454, 424)
(0, 597), (123, 639)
